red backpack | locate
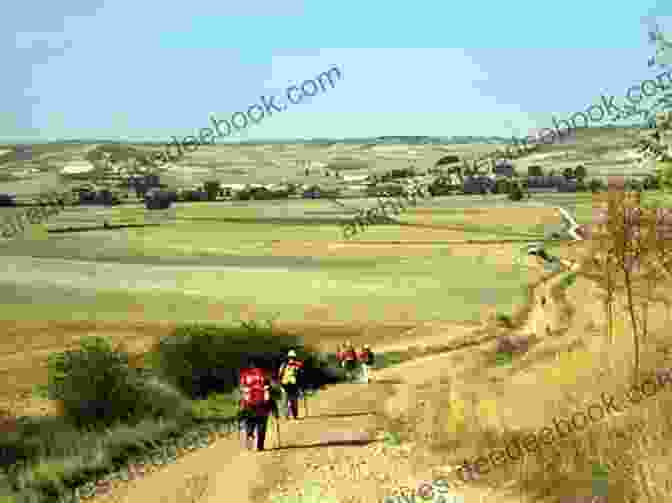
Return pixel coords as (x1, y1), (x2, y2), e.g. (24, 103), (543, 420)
(239, 368), (270, 411)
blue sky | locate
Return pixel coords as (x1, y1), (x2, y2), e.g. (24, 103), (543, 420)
(1, 1), (670, 142)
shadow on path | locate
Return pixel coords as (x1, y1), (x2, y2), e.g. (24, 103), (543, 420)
(269, 439), (377, 451)
(370, 378), (404, 385)
(301, 412), (377, 420)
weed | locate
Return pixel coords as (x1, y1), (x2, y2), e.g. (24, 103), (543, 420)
(494, 352), (513, 367)
(383, 431), (402, 447)
(495, 313), (514, 328)
(270, 481), (341, 503)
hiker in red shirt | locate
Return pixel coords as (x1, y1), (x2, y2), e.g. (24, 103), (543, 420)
(239, 358), (277, 451)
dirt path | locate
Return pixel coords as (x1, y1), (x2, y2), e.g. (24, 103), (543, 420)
(521, 258), (579, 338)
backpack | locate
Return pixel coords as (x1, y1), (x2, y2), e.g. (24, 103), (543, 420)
(280, 361), (303, 386)
(240, 368), (270, 410)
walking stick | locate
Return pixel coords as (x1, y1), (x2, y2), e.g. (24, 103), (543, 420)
(238, 407), (248, 450)
(303, 389), (308, 418)
(275, 414), (281, 449)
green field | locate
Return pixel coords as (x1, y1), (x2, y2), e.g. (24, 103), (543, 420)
(0, 197), (544, 325)
(0, 252), (530, 324)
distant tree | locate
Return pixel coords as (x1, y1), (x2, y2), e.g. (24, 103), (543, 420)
(623, 178), (643, 192)
(135, 184), (148, 199)
(528, 165), (544, 177)
(508, 182), (524, 201)
(563, 167), (575, 180)
(574, 165), (587, 181)
(643, 174), (660, 190)
(589, 178), (605, 193)
(204, 181), (221, 201)
(493, 178), (511, 194)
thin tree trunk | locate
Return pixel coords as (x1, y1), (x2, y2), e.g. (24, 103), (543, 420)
(623, 266), (640, 384)
(604, 256), (615, 344)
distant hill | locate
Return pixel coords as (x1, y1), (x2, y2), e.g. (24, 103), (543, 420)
(0, 126), (651, 147)
(84, 144), (149, 164)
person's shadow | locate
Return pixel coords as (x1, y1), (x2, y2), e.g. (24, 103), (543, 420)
(270, 437), (376, 451)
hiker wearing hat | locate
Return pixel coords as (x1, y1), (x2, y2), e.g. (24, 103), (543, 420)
(356, 344), (374, 383)
(239, 358), (278, 451)
(278, 350), (304, 420)
(341, 341), (357, 381)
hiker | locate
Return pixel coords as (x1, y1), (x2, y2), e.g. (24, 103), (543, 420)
(357, 344), (374, 383)
(239, 358), (277, 451)
(341, 341), (358, 381)
(278, 350), (304, 420)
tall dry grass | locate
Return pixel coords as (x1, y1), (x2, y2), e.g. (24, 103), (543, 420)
(390, 326), (672, 502)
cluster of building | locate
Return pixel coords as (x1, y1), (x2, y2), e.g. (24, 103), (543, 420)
(431, 155), (590, 195)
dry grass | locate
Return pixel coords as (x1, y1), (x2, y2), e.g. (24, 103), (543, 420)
(175, 474), (211, 503)
(376, 261), (672, 502)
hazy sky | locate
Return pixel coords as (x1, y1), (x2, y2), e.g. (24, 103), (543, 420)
(1, 1), (670, 142)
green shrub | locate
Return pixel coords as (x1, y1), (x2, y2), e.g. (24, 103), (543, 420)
(149, 322), (340, 399)
(45, 336), (187, 429)
(45, 336), (135, 428)
(133, 376), (194, 422)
